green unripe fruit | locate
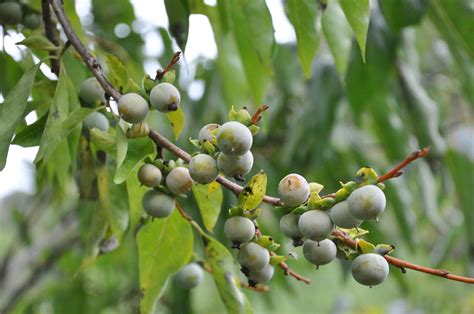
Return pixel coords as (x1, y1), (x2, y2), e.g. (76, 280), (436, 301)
(279, 213), (303, 240)
(351, 253), (389, 287)
(118, 93), (149, 123)
(224, 216), (255, 245)
(22, 12), (41, 29)
(303, 239), (337, 266)
(198, 123), (220, 144)
(0, 2), (22, 25)
(189, 154), (219, 184)
(79, 78), (105, 107)
(137, 163), (162, 187)
(216, 121), (253, 156)
(83, 112), (109, 132)
(348, 185), (386, 220)
(142, 190), (175, 218)
(298, 210), (334, 241)
(175, 263), (204, 289)
(278, 174), (310, 207)
(329, 200), (362, 229)
(150, 82), (180, 112)
(165, 166), (193, 195)
(217, 151), (254, 178)
(237, 242), (270, 271)
(248, 264), (274, 284)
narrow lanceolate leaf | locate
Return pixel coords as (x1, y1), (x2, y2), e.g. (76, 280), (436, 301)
(137, 210), (193, 314)
(166, 106), (185, 140)
(36, 107), (98, 163)
(0, 63), (39, 170)
(322, 1), (353, 76)
(286, 0), (321, 78)
(204, 236), (252, 314)
(192, 182), (223, 232)
(116, 124), (128, 171)
(228, 0), (273, 104)
(12, 114), (48, 147)
(164, 0), (190, 51)
(16, 35), (59, 51)
(339, 0), (370, 62)
(106, 53), (129, 93)
(237, 171), (267, 211)
(114, 137), (156, 184)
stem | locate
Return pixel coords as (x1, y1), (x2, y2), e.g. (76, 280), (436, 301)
(41, 0), (60, 75)
(49, 0), (474, 285)
(155, 51), (181, 81)
(332, 230), (474, 284)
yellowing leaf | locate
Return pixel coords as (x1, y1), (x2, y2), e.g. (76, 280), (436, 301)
(237, 171), (267, 211)
(166, 106), (185, 140)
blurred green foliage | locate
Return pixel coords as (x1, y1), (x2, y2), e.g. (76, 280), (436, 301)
(0, 0), (473, 313)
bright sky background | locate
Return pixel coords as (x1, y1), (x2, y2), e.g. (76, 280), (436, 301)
(0, 0), (296, 199)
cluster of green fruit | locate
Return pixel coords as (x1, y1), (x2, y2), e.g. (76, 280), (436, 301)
(278, 172), (389, 287)
(0, 0), (41, 29)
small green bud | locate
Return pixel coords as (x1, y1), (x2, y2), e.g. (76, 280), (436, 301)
(309, 182), (324, 194)
(201, 140), (216, 156)
(143, 74), (157, 93)
(355, 167), (379, 185)
(161, 70), (176, 84)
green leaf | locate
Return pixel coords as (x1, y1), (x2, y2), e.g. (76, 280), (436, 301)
(379, 0), (430, 32)
(322, 1), (352, 76)
(204, 235), (251, 314)
(106, 53), (129, 93)
(90, 128), (116, 155)
(16, 35), (59, 51)
(237, 171), (267, 211)
(228, 0), (273, 103)
(164, 0), (190, 51)
(269, 255), (286, 266)
(114, 137), (156, 184)
(446, 150), (474, 247)
(137, 210), (193, 314)
(12, 114), (48, 147)
(35, 107), (99, 164)
(345, 10), (398, 114)
(166, 106), (185, 140)
(80, 200), (107, 271)
(0, 63), (39, 170)
(286, 0), (321, 78)
(116, 124), (128, 170)
(339, 0), (370, 62)
(192, 182), (223, 232)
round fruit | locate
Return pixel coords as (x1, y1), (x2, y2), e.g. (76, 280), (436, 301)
(188, 154), (219, 184)
(22, 12), (41, 29)
(165, 166), (193, 195)
(347, 185), (386, 220)
(237, 242), (270, 271)
(279, 213), (303, 240)
(278, 174), (310, 207)
(117, 93), (149, 124)
(217, 151), (254, 178)
(248, 264), (274, 284)
(79, 77), (105, 107)
(137, 163), (162, 187)
(175, 263), (204, 289)
(329, 200), (362, 229)
(298, 210), (334, 241)
(216, 121), (253, 156)
(142, 190), (175, 218)
(83, 112), (109, 132)
(224, 216), (255, 245)
(303, 239), (337, 266)
(150, 82), (181, 112)
(351, 253), (389, 287)
(0, 2), (22, 25)
(198, 123), (220, 144)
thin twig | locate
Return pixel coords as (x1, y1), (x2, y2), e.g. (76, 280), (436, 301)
(332, 229), (474, 284)
(377, 147), (430, 183)
(41, 0), (60, 75)
(155, 51), (181, 81)
(250, 104), (269, 125)
(49, 0), (474, 285)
